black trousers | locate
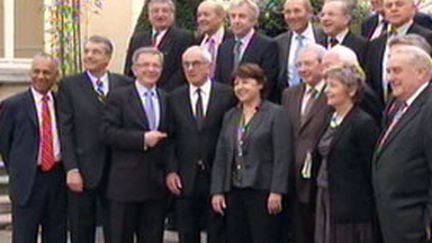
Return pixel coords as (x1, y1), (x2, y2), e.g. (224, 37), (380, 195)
(109, 199), (167, 243)
(226, 188), (279, 243)
(291, 198), (315, 243)
(12, 164), (67, 243)
(176, 170), (226, 243)
(68, 184), (110, 243)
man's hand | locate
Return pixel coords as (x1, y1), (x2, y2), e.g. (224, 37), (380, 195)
(144, 131), (168, 148)
(211, 194), (227, 215)
(67, 170), (83, 192)
(166, 172), (182, 196)
(267, 192), (282, 215)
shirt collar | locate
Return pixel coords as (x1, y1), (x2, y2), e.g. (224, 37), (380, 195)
(404, 82), (429, 106)
(293, 22), (314, 38)
(86, 70), (108, 84)
(390, 20), (413, 35)
(334, 28), (349, 43)
(189, 79), (212, 96)
(152, 28), (168, 37)
(135, 81), (157, 96)
(30, 87), (53, 102)
(203, 26), (225, 45)
(235, 28), (255, 44)
(306, 80), (325, 94)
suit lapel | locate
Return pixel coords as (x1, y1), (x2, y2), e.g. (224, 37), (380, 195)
(158, 27), (174, 54)
(80, 72), (104, 107)
(327, 107), (356, 153)
(291, 85), (305, 131)
(241, 102), (268, 151)
(129, 87), (150, 129)
(281, 32), (293, 77)
(368, 15), (379, 39)
(202, 83), (219, 131)
(241, 32), (257, 62)
(25, 90), (38, 128)
(181, 88), (198, 130)
(299, 91), (327, 131)
(157, 89), (166, 130)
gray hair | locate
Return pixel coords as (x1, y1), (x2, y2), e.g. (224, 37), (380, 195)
(85, 35), (114, 56)
(324, 63), (366, 104)
(324, 0), (354, 18)
(297, 43), (327, 62)
(390, 45), (432, 81)
(32, 52), (59, 72)
(229, 0), (260, 22)
(132, 47), (164, 65)
(327, 45), (359, 66)
(148, 0), (176, 12)
(388, 34), (432, 55)
(199, 0), (227, 17)
(182, 45), (213, 63)
(284, 0), (313, 13)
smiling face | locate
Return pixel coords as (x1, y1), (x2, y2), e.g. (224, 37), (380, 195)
(320, 1), (350, 37)
(386, 52), (424, 101)
(384, 0), (415, 28)
(324, 77), (354, 108)
(296, 49), (323, 86)
(197, 2), (225, 36)
(83, 41), (111, 74)
(148, 1), (175, 31)
(283, 0), (311, 33)
(233, 76), (263, 104)
(30, 56), (58, 94)
(229, 3), (257, 37)
(132, 52), (163, 88)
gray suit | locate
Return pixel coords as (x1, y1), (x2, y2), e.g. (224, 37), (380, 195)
(372, 85), (432, 243)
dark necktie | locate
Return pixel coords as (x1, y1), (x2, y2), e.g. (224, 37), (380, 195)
(195, 88), (204, 129)
(41, 95), (55, 171)
(329, 37), (339, 48)
(95, 79), (105, 102)
(300, 87), (318, 125)
(233, 39), (242, 70)
(152, 31), (160, 48)
(377, 100), (407, 149)
(380, 20), (389, 37)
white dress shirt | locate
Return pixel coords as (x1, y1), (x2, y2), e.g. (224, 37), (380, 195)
(189, 79), (212, 116)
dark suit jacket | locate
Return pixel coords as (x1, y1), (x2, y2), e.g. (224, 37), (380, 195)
(124, 26), (194, 92)
(365, 23), (432, 104)
(167, 82), (236, 196)
(210, 101), (293, 195)
(101, 85), (169, 201)
(361, 12), (432, 39)
(313, 107), (379, 221)
(214, 32), (279, 100)
(0, 90), (64, 206)
(372, 85), (432, 243)
(281, 83), (331, 204)
(57, 72), (132, 189)
(274, 27), (327, 94)
(324, 31), (368, 66)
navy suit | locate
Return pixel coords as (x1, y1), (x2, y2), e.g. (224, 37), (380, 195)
(0, 89), (66, 243)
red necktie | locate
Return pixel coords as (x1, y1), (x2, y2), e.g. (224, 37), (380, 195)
(40, 95), (55, 171)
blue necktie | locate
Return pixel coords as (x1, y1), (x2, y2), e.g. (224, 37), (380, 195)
(144, 91), (156, 130)
(289, 34), (305, 86)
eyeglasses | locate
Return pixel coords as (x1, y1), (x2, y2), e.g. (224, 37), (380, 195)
(182, 60), (208, 69)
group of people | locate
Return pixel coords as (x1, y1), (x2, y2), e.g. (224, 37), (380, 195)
(0, 0), (432, 243)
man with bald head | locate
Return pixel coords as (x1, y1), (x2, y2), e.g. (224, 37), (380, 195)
(319, 0), (368, 65)
(196, 0), (233, 78)
(275, 0), (326, 99)
(167, 46), (235, 243)
(365, 0), (432, 105)
(0, 53), (66, 243)
(281, 43), (330, 243)
(215, 0), (279, 101)
(373, 45), (432, 243)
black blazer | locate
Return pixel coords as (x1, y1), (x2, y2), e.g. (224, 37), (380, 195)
(0, 90), (64, 206)
(214, 32), (279, 100)
(324, 31), (368, 67)
(211, 101), (293, 195)
(101, 85), (169, 201)
(167, 82), (236, 196)
(361, 12), (432, 39)
(124, 26), (194, 92)
(274, 26), (327, 94)
(57, 72), (132, 189)
(372, 85), (432, 243)
(365, 23), (432, 104)
(313, 107), (379, 222)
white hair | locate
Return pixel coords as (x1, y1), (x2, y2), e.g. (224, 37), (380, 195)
(327, 45), (359, 66)
(182, 45), (213, 63)
(229, 0), (260, 21)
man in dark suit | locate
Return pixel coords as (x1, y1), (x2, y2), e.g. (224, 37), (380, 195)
(214, 0), (279, 100)
(196, 0), (233, 79)
(275, 0), (326, 97)
(365, 0), (432, 105)
(101, 47), (169, 243)
(320, 0), (368, 66)
(361, 0), (432, 39)
(281, 44), (330, 243)
(166, 46), (236, 243)
(0, 53), (66, 243)
(124, 0), (194, 92)
(57, 35), (132, 243)
(372, 45), (432, 243)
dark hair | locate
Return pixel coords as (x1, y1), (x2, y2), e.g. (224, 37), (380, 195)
(232, 63), (267, 86)
(85, 35), (114, 55)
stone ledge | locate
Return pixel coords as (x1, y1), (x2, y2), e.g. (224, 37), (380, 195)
(0, 58), (31, 84)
